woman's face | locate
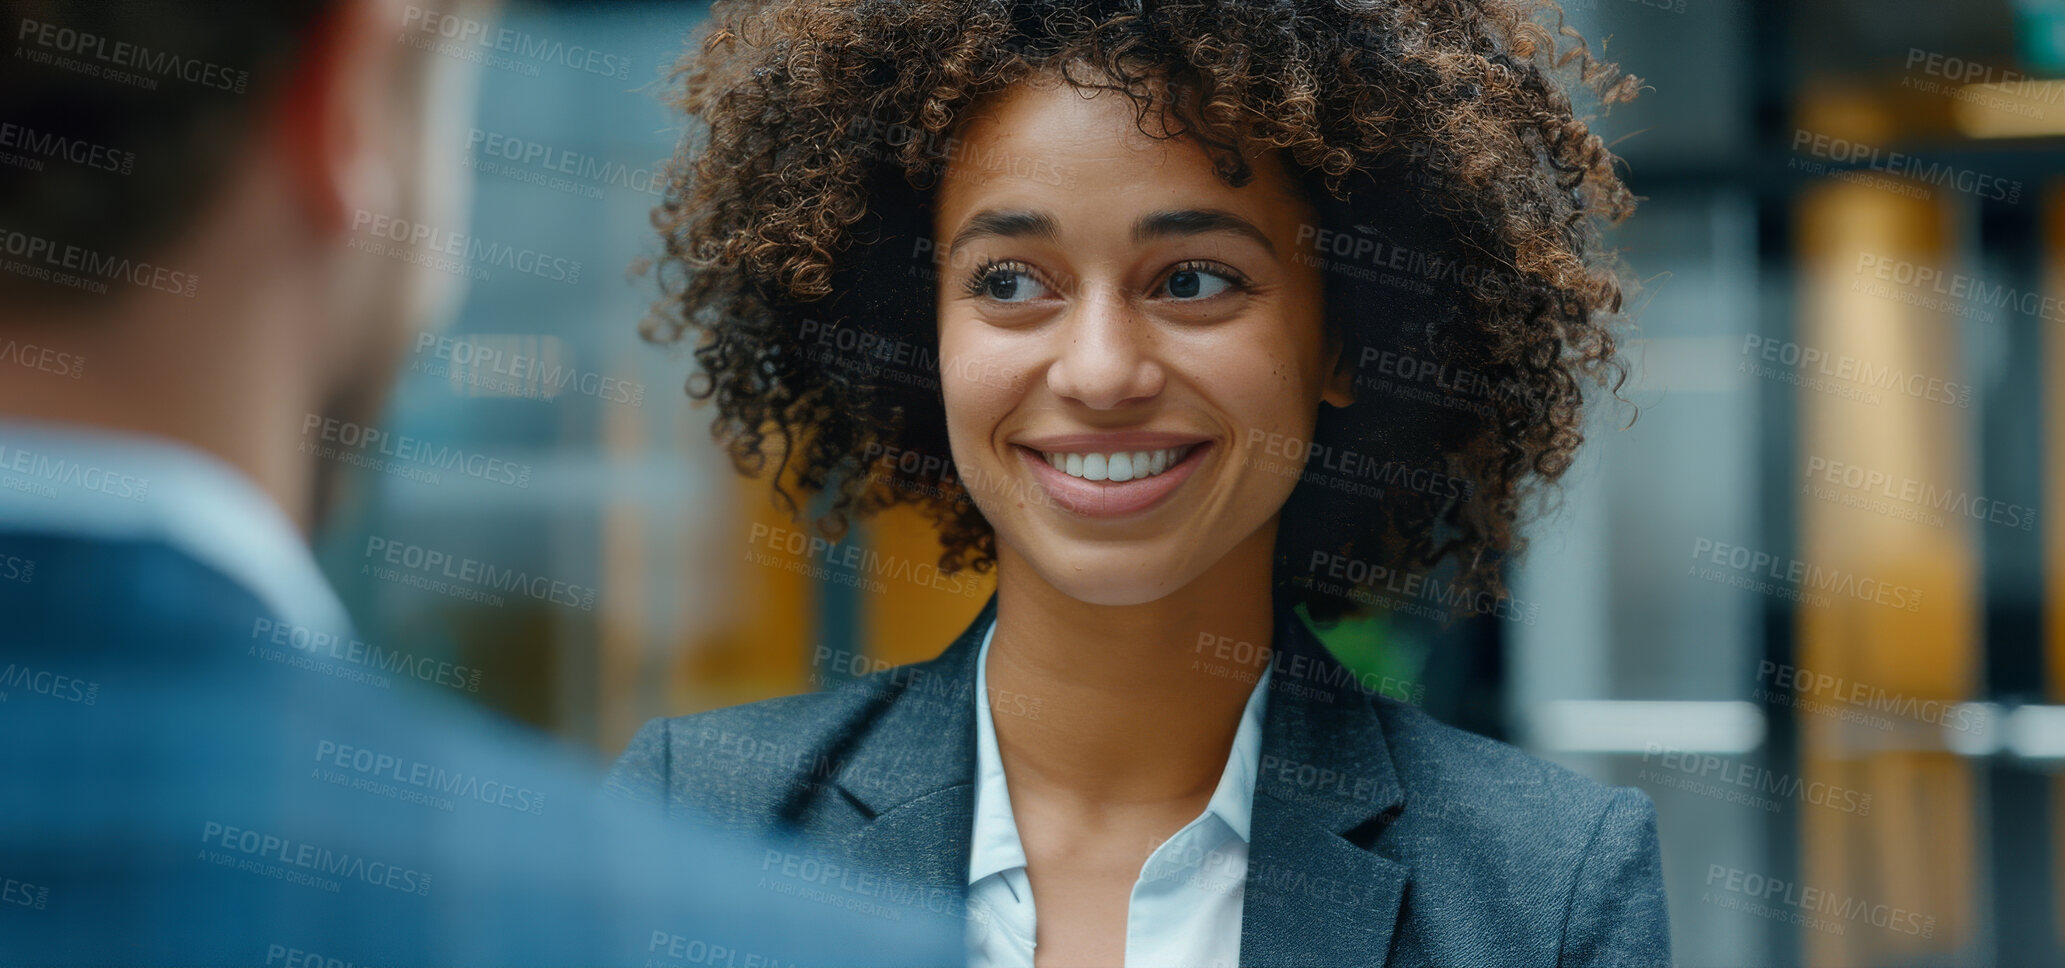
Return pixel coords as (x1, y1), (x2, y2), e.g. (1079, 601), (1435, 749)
(932, 76), (1350, 607)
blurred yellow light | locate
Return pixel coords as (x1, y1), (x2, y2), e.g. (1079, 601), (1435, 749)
(1951, 80), (2065, 138)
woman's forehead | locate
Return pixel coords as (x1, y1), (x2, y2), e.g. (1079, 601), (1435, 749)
(935, 80), (1309, 227)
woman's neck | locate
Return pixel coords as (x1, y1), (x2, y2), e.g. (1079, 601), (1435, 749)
(984, 521), (1280, 809)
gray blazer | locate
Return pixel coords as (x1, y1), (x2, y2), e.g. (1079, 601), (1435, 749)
(609, 594), (1672, 967)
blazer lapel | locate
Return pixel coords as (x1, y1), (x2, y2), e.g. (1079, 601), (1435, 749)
(1239, 606), (1411, 968)
(802, 593), (1412, 965)
(819, 594), (995, 901)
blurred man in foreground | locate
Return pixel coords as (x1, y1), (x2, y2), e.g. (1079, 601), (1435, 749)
(0, 1), (960, 963)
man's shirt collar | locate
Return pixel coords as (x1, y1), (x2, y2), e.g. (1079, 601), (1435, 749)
(0, 419), (351, 636)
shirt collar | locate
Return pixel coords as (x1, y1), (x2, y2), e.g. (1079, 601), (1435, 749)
(1210, 644), (1272, 842)
(967, 614), (1274, 886)
(970, 617), (1029, 886)
(0, 419), (352, 637)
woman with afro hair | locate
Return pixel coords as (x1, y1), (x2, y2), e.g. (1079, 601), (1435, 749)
(609, 1), (1672, 964)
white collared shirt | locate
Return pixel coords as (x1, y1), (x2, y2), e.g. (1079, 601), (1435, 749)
(967, 617), (1272, 968)
(0, 419), (351, 636)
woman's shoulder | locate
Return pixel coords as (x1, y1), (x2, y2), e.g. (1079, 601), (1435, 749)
(1371, 697), (1637, 818)
(1360, 694), (1661, 887)
(1358, 697), (1670, 960)
(604, 657), (940, 828)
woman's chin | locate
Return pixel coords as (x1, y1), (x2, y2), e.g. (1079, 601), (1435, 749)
(1014, 553), (1192, 608)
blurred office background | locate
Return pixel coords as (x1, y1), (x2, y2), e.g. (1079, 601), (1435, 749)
(313, 1), (2065, 964)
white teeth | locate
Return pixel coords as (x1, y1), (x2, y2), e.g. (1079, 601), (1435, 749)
(1038, 444), (1196, 482)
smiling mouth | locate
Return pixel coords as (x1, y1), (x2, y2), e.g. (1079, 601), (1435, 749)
(1029, 444), (1200, 482)
(1010, 440), (1213, 518)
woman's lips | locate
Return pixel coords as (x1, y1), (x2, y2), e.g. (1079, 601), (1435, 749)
(1013, 440), (1212, 518)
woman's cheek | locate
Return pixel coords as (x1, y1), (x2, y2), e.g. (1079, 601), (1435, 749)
(935, 323), (979, 415)
(1232, 374), (1325, 498)
(936, 343), (1019, 481)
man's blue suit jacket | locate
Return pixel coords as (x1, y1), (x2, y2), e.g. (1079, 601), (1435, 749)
(0, 529), (960, 966)
(610, 593), (1674, 967)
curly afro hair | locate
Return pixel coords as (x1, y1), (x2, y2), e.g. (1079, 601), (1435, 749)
(644, 0), (1640, 626)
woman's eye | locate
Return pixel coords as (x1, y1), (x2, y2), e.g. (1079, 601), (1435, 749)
(1162, 267), (1237, 300)
(975, 266), (1051, 303)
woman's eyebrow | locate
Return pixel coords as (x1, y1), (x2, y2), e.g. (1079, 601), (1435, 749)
(1132, 209), (1276, 255)
(945, 208), (1278, 260)
(947, 209), (1059, 260)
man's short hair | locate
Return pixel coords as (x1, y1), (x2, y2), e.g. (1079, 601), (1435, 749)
(0, 1), (335, 287)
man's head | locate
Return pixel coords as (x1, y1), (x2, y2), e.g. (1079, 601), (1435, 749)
(0, 0), (491, 527)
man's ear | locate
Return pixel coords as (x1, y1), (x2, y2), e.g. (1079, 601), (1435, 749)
(273, 0), (401, 238)
(1321, 335), (1357, 408)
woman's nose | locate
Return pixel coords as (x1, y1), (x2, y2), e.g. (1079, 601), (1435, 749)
(1044, 284), (1164, 410)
